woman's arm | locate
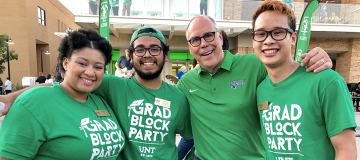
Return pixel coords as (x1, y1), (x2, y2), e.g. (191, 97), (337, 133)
(0, 83), (52, 116)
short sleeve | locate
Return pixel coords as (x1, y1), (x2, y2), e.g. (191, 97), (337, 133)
(176, 96), (192, 139)
(116, 57), (122, 64)
(321, 77), (357, 137)
(0, 102), (46, 159)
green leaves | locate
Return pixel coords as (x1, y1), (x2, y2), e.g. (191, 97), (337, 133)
(0, 34), (18, 74)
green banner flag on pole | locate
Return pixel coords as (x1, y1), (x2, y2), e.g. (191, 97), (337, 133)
(99, 0), (110, 74)
(294, 0), (320, 62)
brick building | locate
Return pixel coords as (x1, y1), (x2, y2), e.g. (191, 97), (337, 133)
(0, 0), (80, 86)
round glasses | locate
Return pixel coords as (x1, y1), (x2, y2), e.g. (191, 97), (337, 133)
(133, 46), (162, 57)
(252, 28), (294, 42)
(188, 31), (218, 47)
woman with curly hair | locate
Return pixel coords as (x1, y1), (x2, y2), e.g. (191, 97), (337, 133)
(0, 29), (125, 160)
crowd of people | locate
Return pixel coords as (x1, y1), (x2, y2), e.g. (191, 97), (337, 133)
(0, 0), (357, 160)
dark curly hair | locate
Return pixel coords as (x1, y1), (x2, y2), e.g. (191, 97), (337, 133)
(127, 28), (169, 59)
(57, 29), (112, 73)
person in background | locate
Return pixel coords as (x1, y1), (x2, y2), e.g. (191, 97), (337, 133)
(35, 72), (46, 84)
(0, 78), (3, 95)
(122, 0), (132, 16)
(89, 0), (99, 15)
(4, 78), (11, 95)
(200, 0), (208, 15)
(317, 2), (329, 23)
(0, 29), (125, 159)
(283, 0), (293, 9)
(176, 65), (187, 80)
(45, 74), (54, 83)
(115, 49), (134, 78)
(111, 0), (119, 16)
(352, 82), (360, 109)
(252, 1), (356, 159)
(191, 59), (200, 70)
(329, 12), (340, 24)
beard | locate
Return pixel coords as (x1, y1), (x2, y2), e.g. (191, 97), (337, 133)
(134, 57), (165, 80)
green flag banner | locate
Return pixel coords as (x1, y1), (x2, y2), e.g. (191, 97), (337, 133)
(99, 0), (110, 74)
(294, 0), (320, 62)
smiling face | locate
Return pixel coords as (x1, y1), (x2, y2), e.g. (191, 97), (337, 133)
(180, 66), (186, 72)
(132, 36), (167, 80)
(187, 17), (224, 73)
(62, 47), (105, 95)
(252, 11), (297, 68)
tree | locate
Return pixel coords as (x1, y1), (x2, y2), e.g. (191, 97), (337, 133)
(0, 34), (18, 74)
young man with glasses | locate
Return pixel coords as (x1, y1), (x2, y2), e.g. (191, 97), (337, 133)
(252, 1), (356, 159)
(177, 14), (333, 159)
(93, 26), (192, 159)
(0, 26), (192, 160)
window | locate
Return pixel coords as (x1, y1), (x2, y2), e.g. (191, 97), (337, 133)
(61, 22), (63, 32)
(57, 20), (60, 32)
(38, 7), (46, 26)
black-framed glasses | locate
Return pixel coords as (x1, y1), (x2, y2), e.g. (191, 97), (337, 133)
(133, 46), (163, 57)
(252, 28), (294, 42)
(188, 31), (218, 47)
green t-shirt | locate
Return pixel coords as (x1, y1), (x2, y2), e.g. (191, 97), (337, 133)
(257, 66), (357, 160)
(93, 75), (192, 160)
(200, 0), (208, 3)
(123, 0), (131, 3)
(0, 83), (125, 160)
(177, 51), (267, 160)
(112, 0), (119, 6)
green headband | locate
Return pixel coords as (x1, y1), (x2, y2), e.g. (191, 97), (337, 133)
(130, 26), (167, 45)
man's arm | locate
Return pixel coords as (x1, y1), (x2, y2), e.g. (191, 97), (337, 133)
(115, 62), (121, 71)
(330, 128), (357, 160)
(116, 57), (124, 74)
(0, 83), (52, 116)
(300, 47), (333, 73)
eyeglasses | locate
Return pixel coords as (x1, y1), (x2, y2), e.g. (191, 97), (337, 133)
(133, 46), (162, 57)
(188, 31), (218, 47)
(252, 28), (294, 42)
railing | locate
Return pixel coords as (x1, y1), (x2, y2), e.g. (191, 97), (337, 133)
(78, 0), (360, 25)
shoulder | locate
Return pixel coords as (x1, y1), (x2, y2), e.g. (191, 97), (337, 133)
(178, 69), (197, 84)
(15, 85), (59, 107)
(164, 81), (184, 94)
(232, 53), (267, 75)
(307, 68), (342, 82)
(162, 81), (187, 99)
(20, 85), (57, 98)
(233, 53), (262, 63)
(88, 92), (108, 104)
(98, 74), (128, 90)
(298, 68), (345, 91)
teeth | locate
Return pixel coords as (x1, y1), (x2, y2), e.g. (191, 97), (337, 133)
(202, 50), (213, 56)
(81, 78), (93, 82)
(144, 63), (154, 65)
(264, 50), (278, 54)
